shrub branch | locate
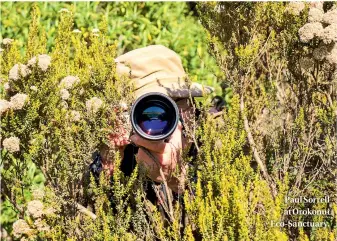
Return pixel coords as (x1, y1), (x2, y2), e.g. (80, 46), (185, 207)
(240, 94), (277, 198)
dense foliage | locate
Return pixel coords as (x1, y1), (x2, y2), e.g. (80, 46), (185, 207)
(1, 2), (222, 94)
(198, 2), (337, 240)
(1, 2), (336, 241)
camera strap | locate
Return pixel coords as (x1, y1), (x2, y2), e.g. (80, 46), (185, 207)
(179, 115), (186, 138)
(138, 146), (175, 222)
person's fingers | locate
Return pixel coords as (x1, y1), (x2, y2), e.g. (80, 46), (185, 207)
(130, 122), (183, 152)
(108, 133), (130, 147)
(130, 134), (167, 153)
(119, 138), (130, 146)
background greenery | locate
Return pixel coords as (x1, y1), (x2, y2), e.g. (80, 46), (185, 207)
(1, 1), (336, 241)
(1, 2), (223, 95)
(1, 1), (224, 238)
(197, 2), (337, 240)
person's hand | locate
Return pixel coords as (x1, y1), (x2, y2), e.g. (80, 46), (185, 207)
(106, 112), (131, 157)
(106, 104), (131, 148)
(101, 115), (130, 175)
(130, 122), (185, 193)
(108, 127), (130, 148)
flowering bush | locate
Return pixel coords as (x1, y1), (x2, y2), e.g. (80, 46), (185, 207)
(1, 2), (336, 241)
(1, 6), (135, 240)
(2, 137), (20, 153)
(198, 2), (337, 240)
(0, 2), (223, 95)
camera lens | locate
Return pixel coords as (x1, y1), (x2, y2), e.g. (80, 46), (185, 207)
(139, 105), (169, 135)
(131, 93), (179, 141)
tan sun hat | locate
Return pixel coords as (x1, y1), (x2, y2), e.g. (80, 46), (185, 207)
(115, 45), (213, 99)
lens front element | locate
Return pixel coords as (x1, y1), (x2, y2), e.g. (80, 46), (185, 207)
(139, 105), (170, 135)
(131, 93), (179, 141)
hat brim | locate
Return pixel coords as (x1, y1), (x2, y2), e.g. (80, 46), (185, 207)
(134, 77), (214, 99)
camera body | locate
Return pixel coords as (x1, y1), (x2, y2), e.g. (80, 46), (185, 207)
(130, 92), (179, 141)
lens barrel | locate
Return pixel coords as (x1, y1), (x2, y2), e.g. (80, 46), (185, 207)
(131, 92), (179, 141)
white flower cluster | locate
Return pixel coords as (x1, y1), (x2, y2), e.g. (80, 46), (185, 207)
(0, 93), (29, 115)
(27, 200), (44, 219)
(59, 75), (80, 89)
(68, 110), (81, 122)
(3, 55), (50, 117)
(9, 64), (31, 81)
(92, 28), (100, 33)
(27, 54), (51, 72)
(298, 3), (337, 65)
(30, 85), (38, 91)
(8, 54), (51, 85)
(286, 2), (305, 16)
(60, 88), (70, 100)
(26, 198), (55, 216)
(34, 219), (50, 232)
(12, 200), (51, 238)
(298, 22), (323, 43)
(3, 82), (10, 91)
(320, 24), (337, 44)
(12, 219), (33, 238)
(86, 97), (103, 114)
(2, 136), (20, 153)
(10, 93), (29, 110)
(299, 4), (337, 44)
(92, 28), (100, 36)
(308, 7), (324, 22)
(58, 8), (70, 13)
(58, 76), (80, 103)
(44, 207), (56, 216)
(322, 8), (337, 25)
(309, 2), (323, 10)
(0, 99), (11, 114)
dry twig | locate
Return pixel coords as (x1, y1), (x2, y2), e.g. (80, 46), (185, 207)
(240, 94), (277, 198)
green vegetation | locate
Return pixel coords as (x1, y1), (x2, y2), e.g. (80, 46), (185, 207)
(1, 2), (222, 94)
(198, 2), (337, 240)
(1, 2), (336, 240)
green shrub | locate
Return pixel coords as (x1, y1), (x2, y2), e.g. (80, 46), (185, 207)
(198, 2), (337, 240)
(2, 2), (336, 240)
(1, 6), (135, 239)
(1, 4), (287, 240)
(0, 2), (222, 94)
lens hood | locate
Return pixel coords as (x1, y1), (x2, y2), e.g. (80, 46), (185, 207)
(131, 92), (179, 141)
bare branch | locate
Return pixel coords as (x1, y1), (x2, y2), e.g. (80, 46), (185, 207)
(240, 94), (277, 198)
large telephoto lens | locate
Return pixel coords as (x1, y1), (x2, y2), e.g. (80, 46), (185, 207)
(131, 92), (179, 141)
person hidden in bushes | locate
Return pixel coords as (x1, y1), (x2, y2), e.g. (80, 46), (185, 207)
(83, 45), (225, 221)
